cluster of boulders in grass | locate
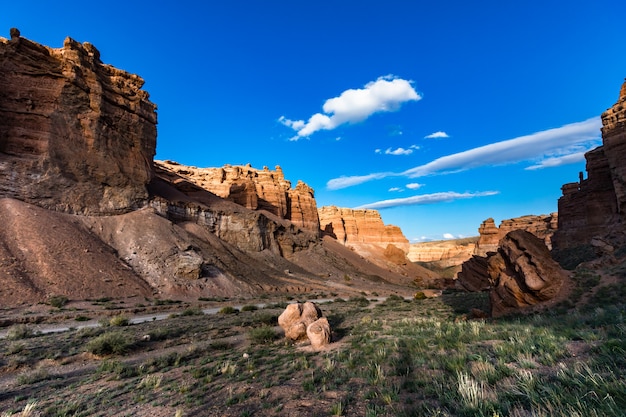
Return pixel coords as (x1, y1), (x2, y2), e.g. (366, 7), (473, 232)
(278, 301), (331, 350)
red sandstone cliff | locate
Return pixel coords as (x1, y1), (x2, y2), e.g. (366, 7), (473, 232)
(0, 31), (157, 214)
(155, 160), (320, 233)
(553, 79), (626, 251)
(318, 206), (410, 254)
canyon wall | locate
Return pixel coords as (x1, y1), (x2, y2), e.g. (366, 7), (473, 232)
(0, 30), (157, 214)
(553, 79), (626, 250)
(473, 214), (558, 256)
(318, 205), (410, 254)
(155, 160), (320, 233)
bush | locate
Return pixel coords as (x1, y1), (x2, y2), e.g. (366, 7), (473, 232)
(218, 306), (238, 315)
(241, 305), (258, 312)
(109, 315), (130, 327)
(414, 291), (427, 300)
(6, 324), (34, 340)
(48, 295), (69, 309)
(248, 326), (277, 344)
(180, 307), (204, 316)
(86, 332), (134, 355)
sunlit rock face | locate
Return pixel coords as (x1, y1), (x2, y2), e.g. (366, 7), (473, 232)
(553, 79), (626, 250)
(154, 161), (320, 233)
(318, 205), (409, 254)
(0, 31), (157, 214)
(458, 230), (568, 317)
(474, 214), (558, 257)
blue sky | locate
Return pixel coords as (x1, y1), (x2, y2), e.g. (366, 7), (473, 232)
(4, 1), (626, 241)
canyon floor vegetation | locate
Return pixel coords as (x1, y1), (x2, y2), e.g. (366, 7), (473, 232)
(1, 266), (625, 417)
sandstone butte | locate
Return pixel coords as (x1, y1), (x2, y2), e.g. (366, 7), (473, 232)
(0, 31), (436, 307)
(318, 205), (409, 254)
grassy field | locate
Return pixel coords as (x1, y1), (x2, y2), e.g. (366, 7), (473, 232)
(1, 270), (625, 417)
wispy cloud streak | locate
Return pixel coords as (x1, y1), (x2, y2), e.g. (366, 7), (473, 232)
(326, 117), (601, 189)
(355, 191), (499, 210)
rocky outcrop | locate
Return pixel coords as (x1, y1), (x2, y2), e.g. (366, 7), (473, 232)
(155, 161), (320, 233)
(489, 230), (568, 317)
(0, 30), (157, 214)
(473, 214), (558, 256)
(318, 206), (409, 253)
(553, 79), (626, 250)
(458, 230), (568, 316)
(408, 237), (477, 267)
(278, 302), (324, 342)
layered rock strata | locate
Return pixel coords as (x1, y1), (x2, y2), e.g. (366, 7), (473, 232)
(0, 31), (157, 214)
(155, 161), (320, 233)
(458, 230), (568, 316)
(473, 214), (558, 256)
(553, 79), (626, 250)
(408, 237), (477, 267)
(318, 206), (410, 253)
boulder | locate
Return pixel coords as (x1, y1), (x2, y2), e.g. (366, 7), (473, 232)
(474, 215), (557, 256)
(489, 230), (567, 317)
(278, 301), (323, 341)
(307, 317), (331, 349)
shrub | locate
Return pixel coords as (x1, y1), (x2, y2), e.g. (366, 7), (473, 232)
(180, 307), (204, 316)
(6, 324), (33, 340)
(241, 305), (258, 312)
(414, 291), (427, 300)
(85, 332), (134, 355)
(218, 306), (238, 315)
(109, 315), (130, 327)
(248, 326), (277, 345)
(48, 295), (69, 309)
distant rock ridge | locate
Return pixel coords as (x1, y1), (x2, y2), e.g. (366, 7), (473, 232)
(473, 214), (558, 256)
(318, 205), (410, 254)
(0, 30), (157, 214)
(408, 237), (477, 267)
(553, 79), (626, 250)
(155, 160), (320, 233)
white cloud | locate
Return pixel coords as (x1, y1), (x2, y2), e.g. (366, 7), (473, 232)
(326, 117), (602, 189)
(425, 131), (450, 139)
(327, 172), (396, 190)
(525, 150), (588, 170)
(388, 187), (403, 192)
(406, 183), (423, 190)
(280, 75), (421, 140)
(443, 233), (455, 239)
(385, 147), (414, 155)
(354, 191), (499, 210)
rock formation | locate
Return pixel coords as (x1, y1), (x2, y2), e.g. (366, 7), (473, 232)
(278, 301), (324, 342)
(408, 237), (477, 267)
(307, 317), (331, 349)
(318, 206), (409, 253)
(458, 230), (568, 316)
(0, 30), (157, 214)
(473, 214), (558, 256)
(553, 79), (626, 251)
(155, 161), (320, 233)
